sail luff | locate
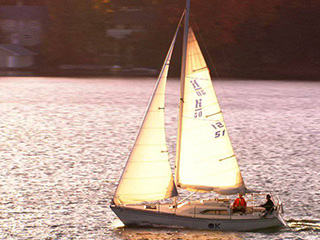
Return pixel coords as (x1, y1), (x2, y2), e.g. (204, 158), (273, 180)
(113, 15), (184, 205)
(175, 0), (191, 187)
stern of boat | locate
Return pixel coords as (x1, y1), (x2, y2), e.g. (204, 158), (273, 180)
(274, 196), (287, 228)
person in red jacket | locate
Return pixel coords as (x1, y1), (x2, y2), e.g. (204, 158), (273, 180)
(232, 193), (247, 213)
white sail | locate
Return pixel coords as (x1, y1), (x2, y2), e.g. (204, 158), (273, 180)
(176, 27), (246, 195)
(113, 24), (182, 205)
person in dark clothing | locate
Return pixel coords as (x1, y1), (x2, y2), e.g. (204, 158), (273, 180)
(260, 194), (274, 217)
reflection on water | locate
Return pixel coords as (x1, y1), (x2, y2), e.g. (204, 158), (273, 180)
(287, 219), (320, 232)
(115, 227), (242, 240)
(0, 77), (319, 239)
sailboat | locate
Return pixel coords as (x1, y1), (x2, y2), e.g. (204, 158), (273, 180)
(110, 0), (286, 231)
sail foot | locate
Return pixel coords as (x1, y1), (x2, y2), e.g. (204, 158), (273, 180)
(179, 183), (248, 195)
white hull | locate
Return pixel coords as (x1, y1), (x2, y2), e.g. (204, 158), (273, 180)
(110, 203), (286, 231)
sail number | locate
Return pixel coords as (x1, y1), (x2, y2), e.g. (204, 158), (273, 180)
(190, 79), (206, 119)
(212, 122), (226, 138)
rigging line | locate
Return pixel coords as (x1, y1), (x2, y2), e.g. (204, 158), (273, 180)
(190, 13), (220, 80)
(177, 190), (198, 205)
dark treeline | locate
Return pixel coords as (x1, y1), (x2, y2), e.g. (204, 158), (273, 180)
(2, 0), (319, 78)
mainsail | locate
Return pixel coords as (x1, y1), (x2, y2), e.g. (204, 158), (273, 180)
(175, 27), (247, 195)
(113, 20), (183, 205)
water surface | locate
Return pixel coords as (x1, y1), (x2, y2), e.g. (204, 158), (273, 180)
(0, 77), (319, 239)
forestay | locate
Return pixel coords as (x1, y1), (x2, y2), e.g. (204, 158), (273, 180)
(175, 27), (247, 195)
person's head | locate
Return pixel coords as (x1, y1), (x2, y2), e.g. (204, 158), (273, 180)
(266, 194), (271, 199)
(239, 193), (243, 198)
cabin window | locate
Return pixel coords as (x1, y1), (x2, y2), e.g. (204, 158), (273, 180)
(200, 209), (228, 215)
(144, 205), (157, 210)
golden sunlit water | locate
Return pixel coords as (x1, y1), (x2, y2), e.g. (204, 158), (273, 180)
(0, 77), (319, 239)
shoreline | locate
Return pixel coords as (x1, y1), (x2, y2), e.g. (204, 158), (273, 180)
(0, 67), (319, 80)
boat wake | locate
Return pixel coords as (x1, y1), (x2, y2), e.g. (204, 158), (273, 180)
(286, 219), (320, 232)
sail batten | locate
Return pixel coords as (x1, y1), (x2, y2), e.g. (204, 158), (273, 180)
(175, 27), (246, 195)
(206, 111), (222, 118)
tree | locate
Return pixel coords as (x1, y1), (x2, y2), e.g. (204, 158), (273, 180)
(42, 0), (107, 65)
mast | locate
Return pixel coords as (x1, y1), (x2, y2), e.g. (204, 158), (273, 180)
(175, 0), (190, 186)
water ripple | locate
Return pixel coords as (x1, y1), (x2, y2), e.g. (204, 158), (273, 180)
(0, 77), (319, 239)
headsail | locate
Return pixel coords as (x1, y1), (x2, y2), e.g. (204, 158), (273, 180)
(113, 17), (184, 205)
(175, 27), (247, 195)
